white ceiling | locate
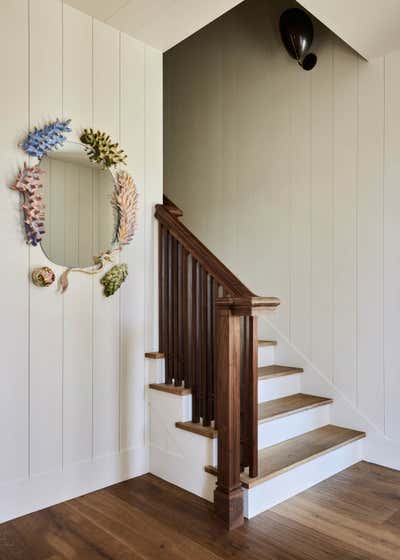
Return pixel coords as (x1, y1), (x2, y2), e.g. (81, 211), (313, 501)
(299, 0), (400, 59)
(64, 0), (244, 52)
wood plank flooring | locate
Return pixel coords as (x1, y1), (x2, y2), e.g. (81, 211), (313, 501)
(0, 462), (399, 559)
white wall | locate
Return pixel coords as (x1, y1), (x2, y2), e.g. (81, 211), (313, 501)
(164, 0), (400, 465)
(0, 0), (162, 522)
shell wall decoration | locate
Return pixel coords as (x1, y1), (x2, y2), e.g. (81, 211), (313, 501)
(32, 267), (56, 288)
(10, 119), (138, 296)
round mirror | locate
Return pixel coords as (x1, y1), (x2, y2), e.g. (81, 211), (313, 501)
(40, 141), (116, 269)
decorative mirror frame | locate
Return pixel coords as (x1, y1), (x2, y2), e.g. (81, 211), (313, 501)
(11, 119), (138, 296)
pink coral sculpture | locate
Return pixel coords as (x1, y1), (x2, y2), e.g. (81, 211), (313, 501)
(11, 163), (46, 246)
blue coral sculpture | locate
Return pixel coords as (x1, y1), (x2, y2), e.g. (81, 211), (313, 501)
(22, 118), (72, 160)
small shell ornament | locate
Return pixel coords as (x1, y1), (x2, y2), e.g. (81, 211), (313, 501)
(32, 267), (56, 288)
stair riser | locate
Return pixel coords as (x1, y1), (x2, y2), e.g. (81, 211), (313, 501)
(258, 404), (331, 449)
(244, 439), (364, 518)
(258, 373), (301, 403)
(258, 346), (275, 368)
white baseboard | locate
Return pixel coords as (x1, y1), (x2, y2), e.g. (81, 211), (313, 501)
(0, 447), (149, 524)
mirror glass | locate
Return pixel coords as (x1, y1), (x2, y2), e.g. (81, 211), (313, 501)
(40, 142), (115, 269)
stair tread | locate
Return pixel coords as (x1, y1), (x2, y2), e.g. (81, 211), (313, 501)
(175, 421), (217, 439)
(149, 383), (191, 396)
(242, 425), (366, 488)
(205, 425), (366, 488)
(258, 340), (277, 347)
(258, 365), (303, 380)
(258, 393), (332, 423)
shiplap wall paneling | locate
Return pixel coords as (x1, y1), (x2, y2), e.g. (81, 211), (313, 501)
(0, 0), (30, 484)
(119, 34), (146, 452)
(384, 51), (400, 439)
(289, 62), (311, 356)
(310, 35), (334, 381)
(29, 0), (64, 477)
(332, 38), (358, 401)
(220, 13), (239, 271)
(92, 19), (120, 460)
(62, 4), (94, 466)
(144, 46), (163, 359)
(357, 57), (385, 430)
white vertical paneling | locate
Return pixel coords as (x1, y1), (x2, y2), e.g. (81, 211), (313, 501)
(144, 46), (163, 353)
(310, 35), (334, 380)
(332, 39), (358, 401)
(289, 66), (312, 356)
(383, 52), (400, 439)
(357, 57), (385, 430)
(144, 46), (163, 454)
(0, 0), (161, 522)
(92, 19), (120, 458)
(120, 34), (145, 451)
(0, 0), (29, 483)
(29, 0), (64, 465)
(62, 3), (94, 465)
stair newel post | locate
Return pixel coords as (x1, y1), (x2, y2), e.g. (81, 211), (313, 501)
(214, 297), (244, 530)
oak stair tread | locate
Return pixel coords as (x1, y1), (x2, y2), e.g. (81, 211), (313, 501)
(149, 383), (191, 396)
(175, 421), (217, 439)
(258, 365), (303, 380)
(205, 425), (366, 488)
(258, 393), (333, 423)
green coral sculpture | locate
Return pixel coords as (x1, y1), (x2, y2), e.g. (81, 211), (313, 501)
(100, 263), (128, 297)
(80, 128), (127, 168)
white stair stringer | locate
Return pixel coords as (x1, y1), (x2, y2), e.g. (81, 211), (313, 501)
(149, 387), (216, 502)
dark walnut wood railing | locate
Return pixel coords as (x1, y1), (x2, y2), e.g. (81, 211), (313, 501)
(156, 196), (280, 529)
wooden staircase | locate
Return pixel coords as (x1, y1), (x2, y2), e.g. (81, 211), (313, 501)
(148, 197), (366, 529)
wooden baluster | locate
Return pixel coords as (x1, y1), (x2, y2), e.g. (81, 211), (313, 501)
(176, 242), (183, 386)
(240, 316), (250, 469)
(200, 267), (208, 425)
(165, 231), (172, 384)
(214, 298), (243, 530)
(171, 237), (178, 385)
(182, 248), (189, 388)
(191, 258), (200, 423)
(206, 276), (215, 424)
(247, 315), (259, 478)
(158, 223), (165, 354)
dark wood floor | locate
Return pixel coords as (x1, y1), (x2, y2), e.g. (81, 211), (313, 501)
(1, 461), (399, 559)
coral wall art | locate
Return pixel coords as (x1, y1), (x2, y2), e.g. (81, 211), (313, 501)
(10, 119), (139, 297)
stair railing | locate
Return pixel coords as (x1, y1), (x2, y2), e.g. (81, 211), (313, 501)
(155, 196), (280, 529)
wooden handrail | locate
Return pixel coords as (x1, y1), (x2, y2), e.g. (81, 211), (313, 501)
(155, 197), (280, 529)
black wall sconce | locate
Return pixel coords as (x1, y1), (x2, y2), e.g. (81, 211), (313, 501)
(279, 8), (317, 71)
